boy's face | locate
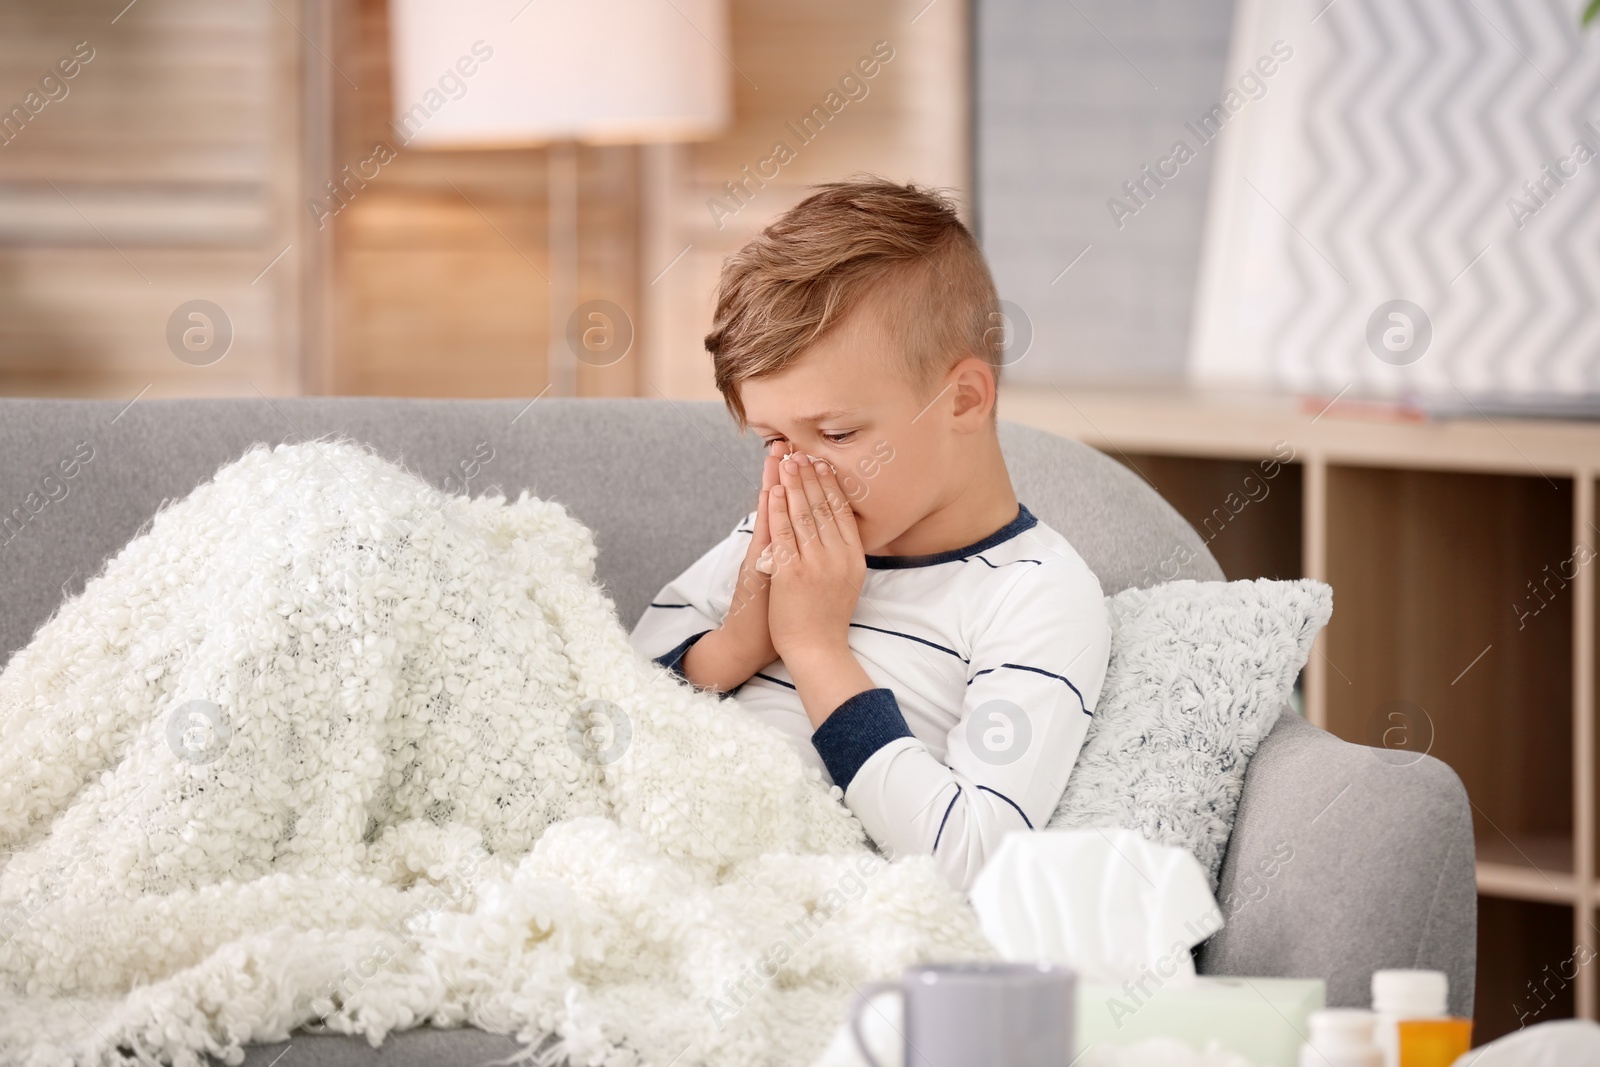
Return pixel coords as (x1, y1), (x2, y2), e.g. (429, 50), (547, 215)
(739, 293), (970, 556)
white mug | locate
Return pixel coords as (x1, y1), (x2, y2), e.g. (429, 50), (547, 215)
(849, 960), (1077, 1067)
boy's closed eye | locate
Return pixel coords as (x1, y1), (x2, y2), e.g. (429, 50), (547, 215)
(761, 430), (858, 448)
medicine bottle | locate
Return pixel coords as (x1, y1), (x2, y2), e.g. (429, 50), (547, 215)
(1299, 1008), (1382, 1067)
(1397, 1017), (1473, 1067)
(1371, 969), (1450, 1067)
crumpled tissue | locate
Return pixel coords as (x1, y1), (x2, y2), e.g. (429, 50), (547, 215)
(970, 828), (1220, 985)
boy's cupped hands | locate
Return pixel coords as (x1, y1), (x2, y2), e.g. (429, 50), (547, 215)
(687, 440), (866, 698)
(763, 449), (866, 663)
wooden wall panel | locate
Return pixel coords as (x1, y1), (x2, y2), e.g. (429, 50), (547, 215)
(652, 0), (972, 401)
(0, 0), (969, 400)
(325, 0), (641, 399)
(324, 0), (967, 401)
(0, 0), (306, 398)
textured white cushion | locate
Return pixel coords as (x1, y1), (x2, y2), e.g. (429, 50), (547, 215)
(1046, 578), (1333, 887)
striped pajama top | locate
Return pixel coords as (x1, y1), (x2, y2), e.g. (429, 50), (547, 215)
(627, 503), (1111, 894)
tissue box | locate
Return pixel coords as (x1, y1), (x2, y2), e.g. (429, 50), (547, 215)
(1077, 975), (1324, 1067)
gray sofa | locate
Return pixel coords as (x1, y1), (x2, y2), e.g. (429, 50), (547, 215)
(0, 396), (1476, 1064)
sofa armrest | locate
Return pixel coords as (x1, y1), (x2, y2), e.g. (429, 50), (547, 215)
(1197, 707), (1477, 1018)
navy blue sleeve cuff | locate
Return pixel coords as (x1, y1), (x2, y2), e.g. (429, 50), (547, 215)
(654, 628), (712, 677)
(811, 687), (914, 791)
(653, 629), (737, 700)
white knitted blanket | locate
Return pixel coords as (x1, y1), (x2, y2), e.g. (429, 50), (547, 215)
(0, 440), (991, 1067)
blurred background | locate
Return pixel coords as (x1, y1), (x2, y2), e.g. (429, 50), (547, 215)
(0, 0), (1294, 405)
(8, 0), (1599, 408)
(5, 0), (1600, 1048)
(0, 0), (970, 402)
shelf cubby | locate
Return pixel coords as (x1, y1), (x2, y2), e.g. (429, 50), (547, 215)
(1322, 465), (1574, 878)
(1474, 897), (1576, 1045)
(1111, 451), (1303, 581)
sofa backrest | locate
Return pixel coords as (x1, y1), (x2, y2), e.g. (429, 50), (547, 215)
(0, 396), (1220, 668)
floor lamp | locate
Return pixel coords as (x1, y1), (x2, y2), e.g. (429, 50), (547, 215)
(388, 0), (730, 397)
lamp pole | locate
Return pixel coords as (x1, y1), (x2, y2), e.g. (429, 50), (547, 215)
(547, 139), (578, 397)
(386, 0), (730, 400)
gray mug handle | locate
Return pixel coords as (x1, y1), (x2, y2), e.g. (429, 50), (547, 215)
(849, 980), (901, 1067)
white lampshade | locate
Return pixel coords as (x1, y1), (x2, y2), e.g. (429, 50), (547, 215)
(388, 0), (731, 148)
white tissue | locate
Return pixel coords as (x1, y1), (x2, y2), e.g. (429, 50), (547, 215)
(1456, 1019), (1600, 1066)
(970, 828), (1220, 987)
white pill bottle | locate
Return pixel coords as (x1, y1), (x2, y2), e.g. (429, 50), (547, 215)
(1371, 969), (1450, 1067)
(1299, 1008), (1383, 1067)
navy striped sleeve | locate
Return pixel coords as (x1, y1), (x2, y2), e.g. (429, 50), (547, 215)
(653, 629), (739, 700)
(811, 688), (914, 790)
(653, 628), (711, 676)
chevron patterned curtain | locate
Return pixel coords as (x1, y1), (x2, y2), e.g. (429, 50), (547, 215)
(1191, 0), (1600, 407)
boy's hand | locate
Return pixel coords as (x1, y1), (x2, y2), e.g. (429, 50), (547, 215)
(766, 452), (866, 663)
(718, 440), (785, 669)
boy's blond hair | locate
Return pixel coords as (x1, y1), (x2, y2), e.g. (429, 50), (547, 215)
(704, 176), (1003, 429)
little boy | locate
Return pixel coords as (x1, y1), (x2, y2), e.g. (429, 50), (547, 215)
(628, 177), (1110, 893)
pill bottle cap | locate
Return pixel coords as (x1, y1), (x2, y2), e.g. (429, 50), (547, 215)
(1308, 1008), (1378, 1043)
(1372, 969), (1448, 1017)
(1302, 1009), (1382, 1067)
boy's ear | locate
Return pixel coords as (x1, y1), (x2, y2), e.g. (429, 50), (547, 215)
(947, 355), (997, 429)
